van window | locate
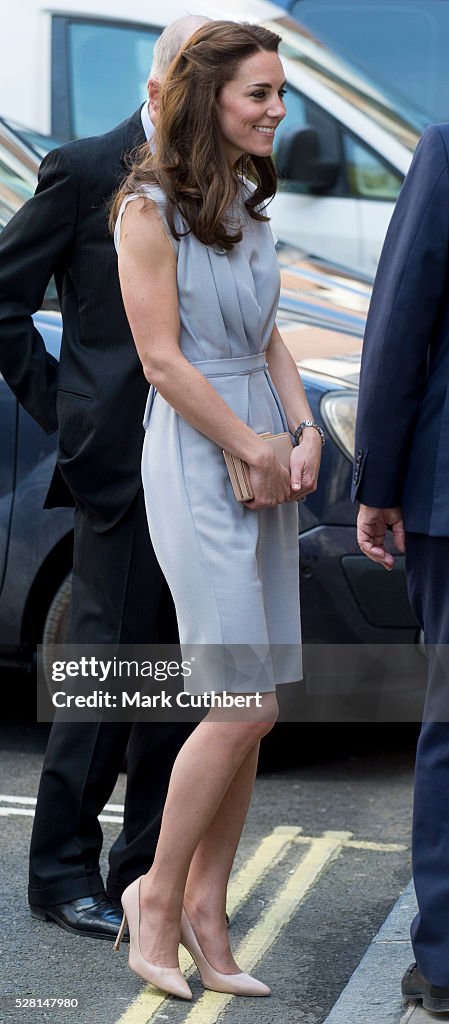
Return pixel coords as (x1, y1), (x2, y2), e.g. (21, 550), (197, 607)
(290, 0), (449, 124)
(275, 89), (343, 194)
(343, 136), (403, 200)
(53, 18), (160, 139)
(275, 84), (403, 201)
(276, 88), (308, 140)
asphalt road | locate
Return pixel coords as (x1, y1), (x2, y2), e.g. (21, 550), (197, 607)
(0, 718), (418, 1024)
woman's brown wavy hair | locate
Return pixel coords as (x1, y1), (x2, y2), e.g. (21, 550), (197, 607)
(110, 21), (282, 250)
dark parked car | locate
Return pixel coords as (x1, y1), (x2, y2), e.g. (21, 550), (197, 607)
(0, 118), (425, 719)
(0, 121), (74, 670)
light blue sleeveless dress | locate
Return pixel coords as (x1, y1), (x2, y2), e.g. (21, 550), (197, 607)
(115, 182), (301, 694)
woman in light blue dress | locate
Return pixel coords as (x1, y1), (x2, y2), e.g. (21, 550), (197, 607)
(111, 21), (323, 1002)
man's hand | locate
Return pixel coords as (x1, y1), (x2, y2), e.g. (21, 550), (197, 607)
(357, 504), (405, 570)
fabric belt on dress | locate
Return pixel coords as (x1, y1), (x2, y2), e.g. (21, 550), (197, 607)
(190, 351), (268, 378)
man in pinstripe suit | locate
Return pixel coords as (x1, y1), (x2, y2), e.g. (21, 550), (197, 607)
(0, 15), (206, 941)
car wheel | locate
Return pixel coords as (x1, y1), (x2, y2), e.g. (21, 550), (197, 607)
(42, 573), (72, 693)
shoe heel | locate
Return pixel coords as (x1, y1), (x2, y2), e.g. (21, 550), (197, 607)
(30, 906), (49, 922)
(121, 877), (192, 999)
(180, 909), (270, 997)
(114, 912), (127, 951)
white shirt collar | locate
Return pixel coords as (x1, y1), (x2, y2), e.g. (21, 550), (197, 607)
(140, 101), (154, 143)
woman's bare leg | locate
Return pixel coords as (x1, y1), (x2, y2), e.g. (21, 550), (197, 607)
(183, 741), (260, 972)
(137, 694), (277, 967)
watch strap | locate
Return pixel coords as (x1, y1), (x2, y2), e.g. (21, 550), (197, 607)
(294, 420), (325, 446)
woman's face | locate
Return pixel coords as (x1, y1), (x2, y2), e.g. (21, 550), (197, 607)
(216, 50), (287, 166)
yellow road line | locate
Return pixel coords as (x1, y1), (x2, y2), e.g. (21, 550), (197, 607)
(343, 839), (407, 852)
(294, 836), (407, 853)
(180, 830), (352, 1024)
(114, 827), (403, 1024)
(114, 825), (302, 1024)
(225, 824), (302, 918)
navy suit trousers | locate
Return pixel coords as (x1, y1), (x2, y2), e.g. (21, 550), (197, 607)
(406, 532), (449, 985)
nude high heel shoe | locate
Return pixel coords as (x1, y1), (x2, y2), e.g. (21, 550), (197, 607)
(180, 908), (270, 997)
(114, 877), (192, 1001)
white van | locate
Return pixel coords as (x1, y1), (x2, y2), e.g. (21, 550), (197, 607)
(1, 0), (419, 275)
(286, 0), (449, 128)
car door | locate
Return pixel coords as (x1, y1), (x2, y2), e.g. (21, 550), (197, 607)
(342, 133), (403, 275)
(271, 86), (404, 275)
(0, 379), (17, 595)
(272, 189), (362, 270)
(271, 88), (362, 269)
(0, 123), (38, 593)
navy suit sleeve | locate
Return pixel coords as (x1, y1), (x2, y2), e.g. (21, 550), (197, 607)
(352, 125), (449, 507)
(0, 147), (77, 434)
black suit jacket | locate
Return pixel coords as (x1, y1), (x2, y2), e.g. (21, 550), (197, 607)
(0, 108), (148, 530)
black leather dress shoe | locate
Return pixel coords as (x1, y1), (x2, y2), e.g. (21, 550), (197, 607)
(29, 893), (129, 941)
(402, 962), (449, 1012)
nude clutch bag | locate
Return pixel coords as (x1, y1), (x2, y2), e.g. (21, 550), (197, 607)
(223, 431), (293, 502)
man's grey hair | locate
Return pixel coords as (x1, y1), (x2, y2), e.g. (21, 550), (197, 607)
(150, 15), (211, 80)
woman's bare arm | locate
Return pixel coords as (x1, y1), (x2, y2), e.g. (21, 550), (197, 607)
(266, 323), (322, 498)
(118, 198), (291, 508)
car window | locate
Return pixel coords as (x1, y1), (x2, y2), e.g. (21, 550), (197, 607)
(5, 121), (64, 160)
(274, 82), (403, 201)
(274, 87), (308, 191)
(0, 128), (59, 312)
(290, 0), (449, 125)
(274, 90), (348, 199)
(276, 87), (308, 144)
(53, 18), (160, 139)
(275, 87), (344, 196)
(0, 135), (36, 229)
(343, 135), (403, 200)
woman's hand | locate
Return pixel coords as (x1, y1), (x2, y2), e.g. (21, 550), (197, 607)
(288, 431), (322, 501)
(244, 448), (291, 510)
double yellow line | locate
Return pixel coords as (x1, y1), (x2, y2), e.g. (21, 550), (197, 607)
(115, 828), (406, 1024)
(115, 826), (355, 1024)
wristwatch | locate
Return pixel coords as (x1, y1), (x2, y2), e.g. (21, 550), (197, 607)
(294, 420), (325, 447)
